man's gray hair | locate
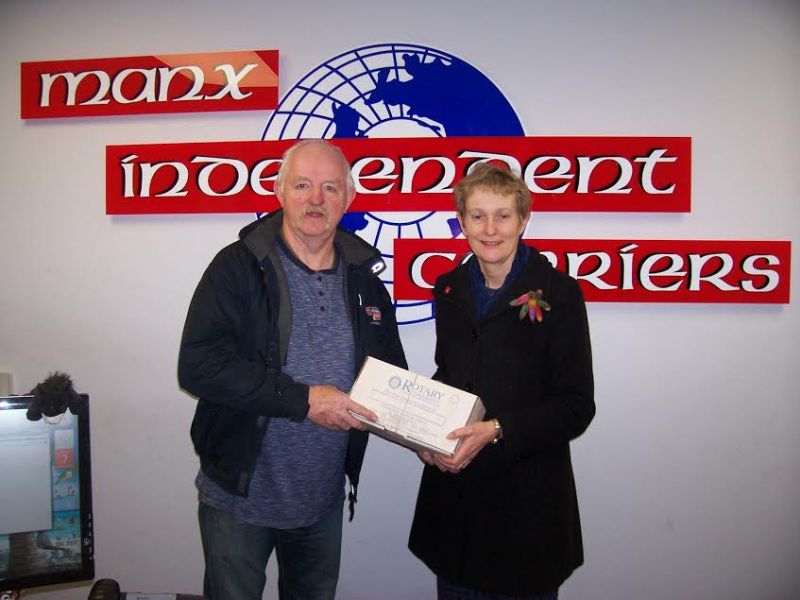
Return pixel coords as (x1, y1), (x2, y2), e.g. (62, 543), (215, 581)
(275, 139), (355, 197)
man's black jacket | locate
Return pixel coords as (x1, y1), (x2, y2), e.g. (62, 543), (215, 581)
(178, 211), (407, 514)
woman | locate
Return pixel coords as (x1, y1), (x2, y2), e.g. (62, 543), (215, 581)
(408, 163), (595, 599)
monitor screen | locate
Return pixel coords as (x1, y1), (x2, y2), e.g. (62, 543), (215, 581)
(0, 394), (94, 592)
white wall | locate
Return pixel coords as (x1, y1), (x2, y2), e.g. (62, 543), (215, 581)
(1, 1), (798, 598)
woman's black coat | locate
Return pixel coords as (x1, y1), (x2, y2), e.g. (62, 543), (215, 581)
(408, 248), (595, 596)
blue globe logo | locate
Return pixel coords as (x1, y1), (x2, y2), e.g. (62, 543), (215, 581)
(261, 43), (524, 324)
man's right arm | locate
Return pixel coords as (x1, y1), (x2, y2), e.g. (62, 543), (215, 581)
(177, 246), (309, 419)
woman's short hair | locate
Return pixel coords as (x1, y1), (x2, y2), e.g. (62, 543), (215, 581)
(454, 162), (531, 220)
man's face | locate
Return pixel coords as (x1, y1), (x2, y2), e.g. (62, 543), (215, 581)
(276, 144), (354, 248)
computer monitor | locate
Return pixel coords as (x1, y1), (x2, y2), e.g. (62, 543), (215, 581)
(0, 394), (94, 593)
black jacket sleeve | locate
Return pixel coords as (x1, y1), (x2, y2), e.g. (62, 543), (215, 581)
(177, 244), (309, 418)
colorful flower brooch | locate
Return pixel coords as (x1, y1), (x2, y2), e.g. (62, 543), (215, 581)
(510, 289), (551, 323)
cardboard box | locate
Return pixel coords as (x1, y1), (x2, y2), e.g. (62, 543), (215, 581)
(349, 356), (485, 456)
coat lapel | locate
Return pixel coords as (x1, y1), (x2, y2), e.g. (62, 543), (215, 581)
(435, 262), (477, 321)
(482, 249), (552, 322)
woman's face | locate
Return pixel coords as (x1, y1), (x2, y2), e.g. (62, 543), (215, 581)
(457, 188), (528, 280)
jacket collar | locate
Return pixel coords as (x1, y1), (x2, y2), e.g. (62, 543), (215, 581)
(238, 210), (386, 274)
(435, 248), (554, 321)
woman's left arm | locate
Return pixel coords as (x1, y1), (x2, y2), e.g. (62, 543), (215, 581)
(499, 279), (595, 458)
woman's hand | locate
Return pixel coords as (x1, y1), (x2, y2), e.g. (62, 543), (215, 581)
(432, 420), (497, 474)
(416, 449), (437, 466)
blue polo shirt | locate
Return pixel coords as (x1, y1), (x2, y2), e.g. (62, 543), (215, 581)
(196, 240), (355, 528)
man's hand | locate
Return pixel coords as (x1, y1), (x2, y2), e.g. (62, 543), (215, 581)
(307, 384), (378, 431)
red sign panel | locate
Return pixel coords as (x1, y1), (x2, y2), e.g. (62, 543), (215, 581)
(106, 136), (690, 214)
(394, 238), (791, 303)
(21, 50), (279, 118)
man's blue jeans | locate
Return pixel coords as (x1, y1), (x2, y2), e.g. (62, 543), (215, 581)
(198, 502), (343, 600)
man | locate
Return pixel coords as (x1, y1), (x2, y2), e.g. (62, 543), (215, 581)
(178, 139), (406, 600)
